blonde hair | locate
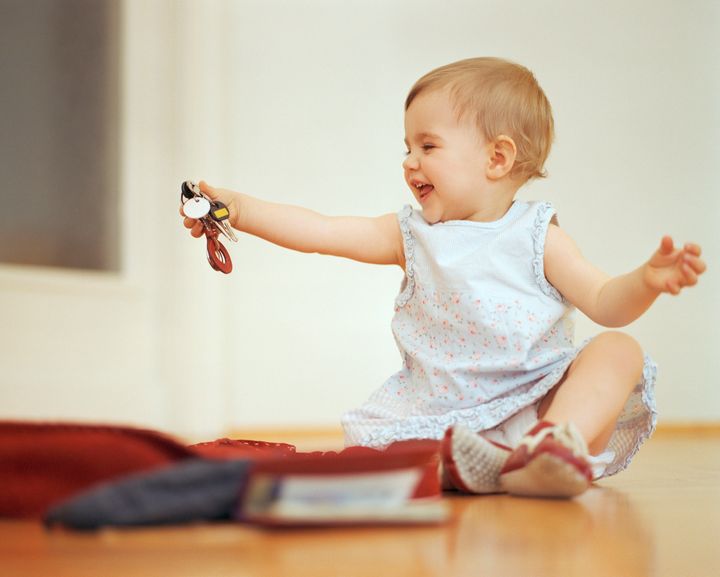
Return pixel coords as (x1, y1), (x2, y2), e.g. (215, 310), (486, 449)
(405, 57), (554, 181)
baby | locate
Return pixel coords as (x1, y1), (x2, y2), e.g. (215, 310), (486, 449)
(181, 57), (705, 498)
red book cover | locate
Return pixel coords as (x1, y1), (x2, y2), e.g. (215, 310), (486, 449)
(237, 440), (448, 526)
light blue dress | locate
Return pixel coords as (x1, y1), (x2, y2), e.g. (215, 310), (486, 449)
(342, 201), (657, 479)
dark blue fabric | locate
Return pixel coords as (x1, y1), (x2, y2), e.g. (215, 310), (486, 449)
(44, 458), (250, 530)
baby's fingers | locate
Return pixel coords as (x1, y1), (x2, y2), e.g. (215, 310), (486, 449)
(680, 262), (699, 287)
(666, 278), (681, 295)
(182, 216), (205, 238)
(684, 242), (702, 257)
(658, 235), (675, 255)
(198, 180), (217, 199)
(190, 221), (205, 238)
(683, 254), (707, 275)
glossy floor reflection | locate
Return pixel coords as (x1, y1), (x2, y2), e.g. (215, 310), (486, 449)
(1, 433), (718, 577)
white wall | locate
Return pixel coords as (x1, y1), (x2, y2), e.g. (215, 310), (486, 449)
(0, 0), (717, 440)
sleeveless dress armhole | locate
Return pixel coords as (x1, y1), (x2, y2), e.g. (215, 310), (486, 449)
(395, 205), (416, 308)
(531, 202), (567, 304)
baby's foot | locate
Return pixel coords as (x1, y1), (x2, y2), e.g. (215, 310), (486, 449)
(441, 425), (511, 493)
(499, 421), (592, 498)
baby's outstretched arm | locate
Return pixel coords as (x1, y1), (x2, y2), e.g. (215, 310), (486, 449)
(180, 181), (405, 267)
(544, 225), (706, 327)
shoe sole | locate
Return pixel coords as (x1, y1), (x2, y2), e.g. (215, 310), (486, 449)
(500, 452), (590, 498)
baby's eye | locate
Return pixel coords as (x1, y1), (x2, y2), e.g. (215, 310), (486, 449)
(422, 144), (435, 152)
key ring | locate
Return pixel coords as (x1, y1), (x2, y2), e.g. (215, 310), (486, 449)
(205, 227), (232, 274)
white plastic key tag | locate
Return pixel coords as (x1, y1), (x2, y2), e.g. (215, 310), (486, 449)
(183, 196), (211, 219)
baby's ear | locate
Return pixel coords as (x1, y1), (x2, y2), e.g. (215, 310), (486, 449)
(486, 136), (517, 180)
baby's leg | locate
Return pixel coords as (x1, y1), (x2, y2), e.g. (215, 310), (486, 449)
(538, 331), (645, 455)
(498, 331), (644, 497)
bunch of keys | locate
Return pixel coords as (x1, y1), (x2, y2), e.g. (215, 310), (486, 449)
(180, 181), (238, 274)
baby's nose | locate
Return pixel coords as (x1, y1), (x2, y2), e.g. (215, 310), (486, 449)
(402, 153), (419, 171)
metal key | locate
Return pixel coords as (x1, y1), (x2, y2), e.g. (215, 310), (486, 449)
(210, 204), (238, 243)
(210, 201), (230, 221)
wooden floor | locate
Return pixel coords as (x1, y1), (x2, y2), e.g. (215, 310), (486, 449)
(1, 432), (718, 577)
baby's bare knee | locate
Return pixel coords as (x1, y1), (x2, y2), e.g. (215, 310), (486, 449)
(594, 331), (644, 380)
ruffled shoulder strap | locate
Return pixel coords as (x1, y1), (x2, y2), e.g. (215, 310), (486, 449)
(531, 202), (566, 303)
(395, 205), (416, 308)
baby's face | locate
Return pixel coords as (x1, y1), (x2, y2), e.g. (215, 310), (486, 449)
(403, 89), (491, 223)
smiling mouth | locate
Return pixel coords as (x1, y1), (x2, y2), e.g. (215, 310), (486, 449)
(417, 184), (434, 202)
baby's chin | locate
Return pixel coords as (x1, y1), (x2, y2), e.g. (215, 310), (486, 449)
(420, 208), (443, 225)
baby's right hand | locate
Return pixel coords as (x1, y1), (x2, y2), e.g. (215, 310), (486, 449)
(180, 180), (239, 238)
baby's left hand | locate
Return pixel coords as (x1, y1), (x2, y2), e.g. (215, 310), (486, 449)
(644, 236), (706, 295)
